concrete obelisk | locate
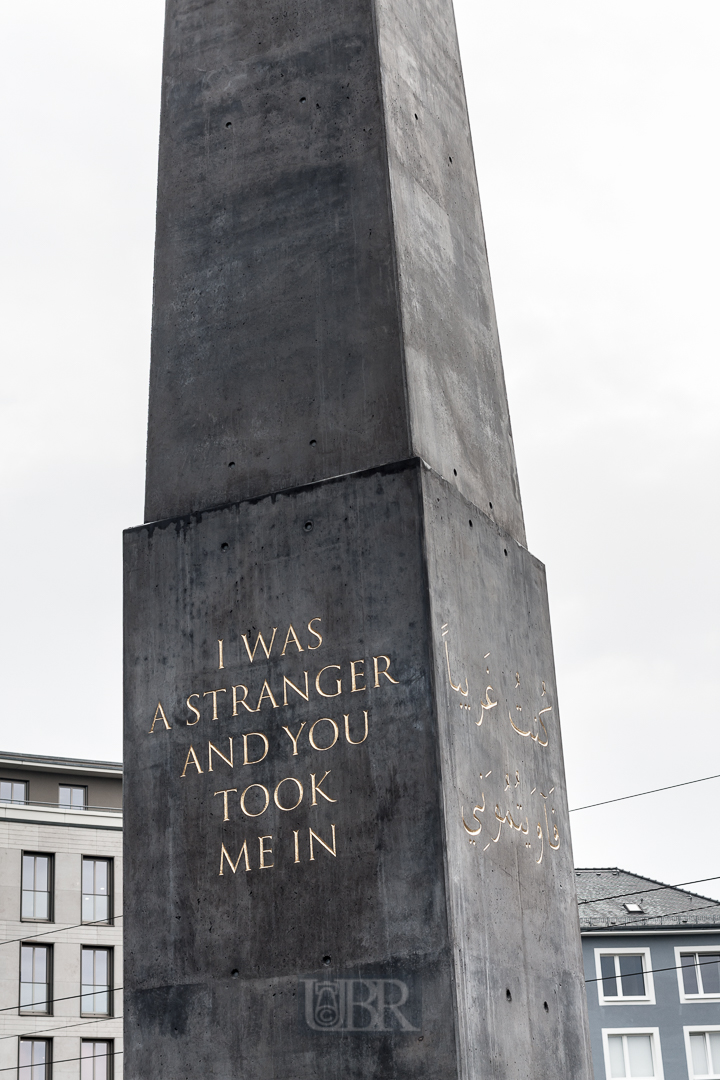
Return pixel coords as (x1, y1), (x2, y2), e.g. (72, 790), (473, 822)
(123, 0), (594, 1076)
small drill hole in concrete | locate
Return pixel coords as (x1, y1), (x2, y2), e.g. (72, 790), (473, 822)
(300, 96), (306, 102)
(449, 156), (453, 163)
(543, 1001), (549, 1013)
(231, 969), (239, 979)
(228, 461), (235, 468)
(453, 468), (457, 476)
(504, 549), (508, 556)
(221, 543), (229, 551)
(489, 501), (493, 509)
(322, 955), (331, 966)
(309, 439), (317, 446)
(304, 521), (313, 533)
(225, 121), (232, 127)
(469, 520), (473, 528)
(414, 113), (418, 119)
(506, 989), (512, 1002)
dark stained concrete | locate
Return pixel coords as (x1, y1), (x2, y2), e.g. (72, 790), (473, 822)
(144, 0), (524, 545)
(127, 0), (593, 1074)
(124, 463), (592, 1078)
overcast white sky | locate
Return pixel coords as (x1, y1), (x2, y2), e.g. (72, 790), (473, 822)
(1, 1), (718, 897)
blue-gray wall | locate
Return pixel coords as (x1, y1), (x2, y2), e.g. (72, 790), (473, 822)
(582, 932), (720, 1078)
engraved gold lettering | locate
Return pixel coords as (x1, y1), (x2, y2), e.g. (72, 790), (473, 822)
(282, 722), (306, 756)
(181, 746), (203, 777)
(309, 718), (339, 751)
(281, 625), (304, 655)
(149, 702), (171, 733)
(242, 627), (278, 662)
(208, 738), (234, 772)
(256, 680), (279, 710)
(309, 824), (336, 860)
(274, 777), (303, 811)
(293, 829), (300, 863)
(218, 639), (224, 670)
(315, 666), (342, 698)
(219, 841), (250, 875)
(203, 688), (227, 721)
(242, 732), (269, 766)
(240, 784), (270, 817)
(344, 710), (369, 745)
(373, 655), (399, 687)
(259, 835), (274, 869)
(311, 770), (337, 805)
(350, 660), (366, 693)
(283, 672), (309, 705)
(214, 788), (237, 821)
(186, 694), (201, 726)
(307, 618), (323, 650)
(232, 684), (258, 715)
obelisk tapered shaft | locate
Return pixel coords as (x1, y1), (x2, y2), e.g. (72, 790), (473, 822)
(124, 1), (593, 1077)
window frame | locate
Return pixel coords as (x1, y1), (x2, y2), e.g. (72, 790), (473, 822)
(80, 1039), (114, 1080)
(18, 1037), (52, 1079)
(676, 949), (720, 1003)
(58, 784), (87, 809)
(595, 947), (656, 1005)
(0, 779), (28, 804)
(601, 1027), (664, 1079)
(683, 1026), (720, 1079)
(20, 852), (54, 924)
(19, 943), (53, 1016)
(81, 857), (113, 926)
(80, 946), (113, 1018)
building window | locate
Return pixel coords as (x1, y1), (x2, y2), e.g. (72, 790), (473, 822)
(0, 779), (27, 804)
(595, 949), (655, 1004)
(58, 785), (86, 809)
(685, 1028), (720, 1078)
(20, 945), (51, 1014)
(81, 1041), (113, 1080)
(21, 854), (53, 921)
(602, 1029), (663, 1079)
(677, 950), (720, 1000)
(82, 859), (112, 924)
(18, 1038), (51, 1079)
(81, 948), (112, 1016)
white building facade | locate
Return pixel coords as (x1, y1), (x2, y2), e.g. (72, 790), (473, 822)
(0, 753), (122, 1080)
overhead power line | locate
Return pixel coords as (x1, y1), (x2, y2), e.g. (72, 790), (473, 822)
(579, 875), (720, 905)
(0, 1017), (120, 1043)
(570, 773), (720, 813)
(585, 954), (720, 985)
(0, 1049), (123, 1073)
(0, 916), (122, 949)
(0, 987), (122, 1014)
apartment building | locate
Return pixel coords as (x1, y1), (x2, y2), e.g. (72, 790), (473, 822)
(578, 868), (720, 1080)
(0, 752), (122, 1079)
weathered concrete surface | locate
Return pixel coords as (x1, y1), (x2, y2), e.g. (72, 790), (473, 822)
(123, 462), (592, 1079)
(144, 0), (524, 545)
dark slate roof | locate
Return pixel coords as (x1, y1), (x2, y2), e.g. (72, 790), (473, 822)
(576, 868), (720, 931)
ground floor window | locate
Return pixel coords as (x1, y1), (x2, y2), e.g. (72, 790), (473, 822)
(685, 1028), (720, 1078)
(602, 1029), (663, 1079)
(18, 1039), (50, 1080)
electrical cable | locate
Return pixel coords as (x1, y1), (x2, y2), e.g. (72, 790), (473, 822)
(583, 900), (720, 930)
(0, 988), (122, 1014)
(585, 954), (720, 985)
(0, 917), (122, 949)
(569, 773), (720, 812)
(0, 1049), (123, 1072)
(0, 1017), (121, 1042)
(578, 875), (720, 905)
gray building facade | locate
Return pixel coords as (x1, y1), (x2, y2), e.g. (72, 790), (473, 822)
(0, 752), (123, 1080)
(578, 868), (720, 1080)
